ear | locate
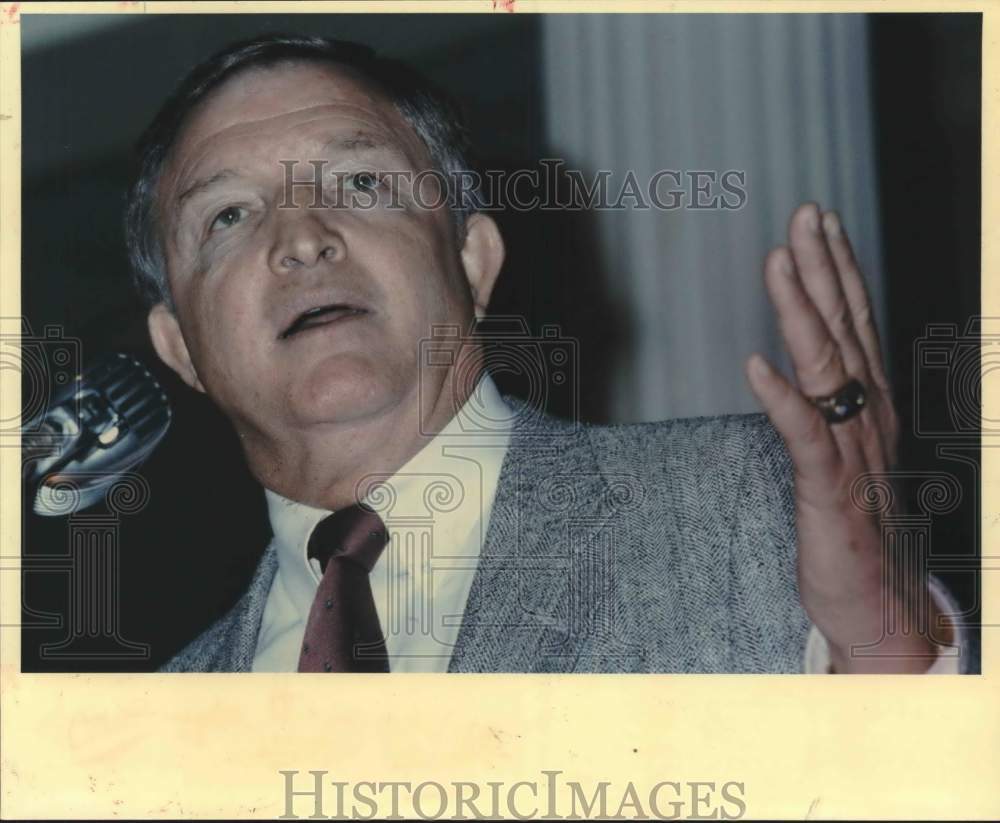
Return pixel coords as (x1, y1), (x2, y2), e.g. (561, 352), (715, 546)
(147, 303), (205, 393)
(459, 213), (505, 318)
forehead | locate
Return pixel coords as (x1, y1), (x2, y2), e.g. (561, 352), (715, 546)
(165, 61), (427, 184)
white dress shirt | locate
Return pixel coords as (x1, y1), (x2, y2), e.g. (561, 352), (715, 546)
(253, 374), (513, 672)
(252, 374), (960, 674)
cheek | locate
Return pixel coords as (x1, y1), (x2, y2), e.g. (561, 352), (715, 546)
(180, 265), (265, 374)
(374, 219), (468, 317)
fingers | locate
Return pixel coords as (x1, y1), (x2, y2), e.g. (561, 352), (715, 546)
(761, 202), (894, 476)
(745, 353), (839, 478)
(763, 244), (849, 397)
(786, 203), (871, 385)
(820, 210), (891, 393)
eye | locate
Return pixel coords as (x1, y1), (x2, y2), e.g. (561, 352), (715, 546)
(346, 171), (381, 192)
(209, 206), (248, 232)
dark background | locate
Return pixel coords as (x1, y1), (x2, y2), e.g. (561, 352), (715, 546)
(19, 13), (982, 671)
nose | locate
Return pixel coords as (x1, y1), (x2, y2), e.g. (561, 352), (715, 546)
(267, 207), (346, 275)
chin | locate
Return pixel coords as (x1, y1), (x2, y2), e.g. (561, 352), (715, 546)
(288, 353), (405, 426)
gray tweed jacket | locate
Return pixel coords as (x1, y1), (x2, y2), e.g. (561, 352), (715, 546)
(160, 397), (971, 673)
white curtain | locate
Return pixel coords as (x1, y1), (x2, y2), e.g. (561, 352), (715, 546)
(542, 14), (885, 421)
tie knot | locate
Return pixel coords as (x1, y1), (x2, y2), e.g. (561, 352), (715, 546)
(307, 503), (388, 573)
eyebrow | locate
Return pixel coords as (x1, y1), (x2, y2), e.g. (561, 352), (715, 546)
(176, 168), (242, 207)
(320, 130), (411, 163)
(330, 132), (379, 152)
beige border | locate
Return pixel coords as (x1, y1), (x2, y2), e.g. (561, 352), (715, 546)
(1, 1), (997, 819)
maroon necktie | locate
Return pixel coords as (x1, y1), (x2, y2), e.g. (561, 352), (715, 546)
(297, 503), (390, 673)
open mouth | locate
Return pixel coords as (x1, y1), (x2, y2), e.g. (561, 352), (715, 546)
(279, 304), (368, 340)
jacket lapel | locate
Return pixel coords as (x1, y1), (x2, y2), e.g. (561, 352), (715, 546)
(204, 544), (279, 672)
(448, 397), (620, 672)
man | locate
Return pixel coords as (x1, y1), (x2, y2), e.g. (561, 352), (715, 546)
(128, 34), (967, 673)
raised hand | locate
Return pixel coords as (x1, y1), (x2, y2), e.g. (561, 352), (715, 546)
(746, 202), (943, 673)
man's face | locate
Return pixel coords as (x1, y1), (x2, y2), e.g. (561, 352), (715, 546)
(151, 62), (499, 445)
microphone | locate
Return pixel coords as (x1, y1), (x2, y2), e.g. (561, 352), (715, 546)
(23, 352), (172, 516)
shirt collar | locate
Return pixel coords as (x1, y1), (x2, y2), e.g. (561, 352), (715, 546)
(265, 373), (512, 607)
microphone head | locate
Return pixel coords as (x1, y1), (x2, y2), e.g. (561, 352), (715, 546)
(27, 352), (172, 516)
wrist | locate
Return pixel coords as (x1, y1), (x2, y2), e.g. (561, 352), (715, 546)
(827, 633), (938, 673)
(820, 582), (952, 673)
